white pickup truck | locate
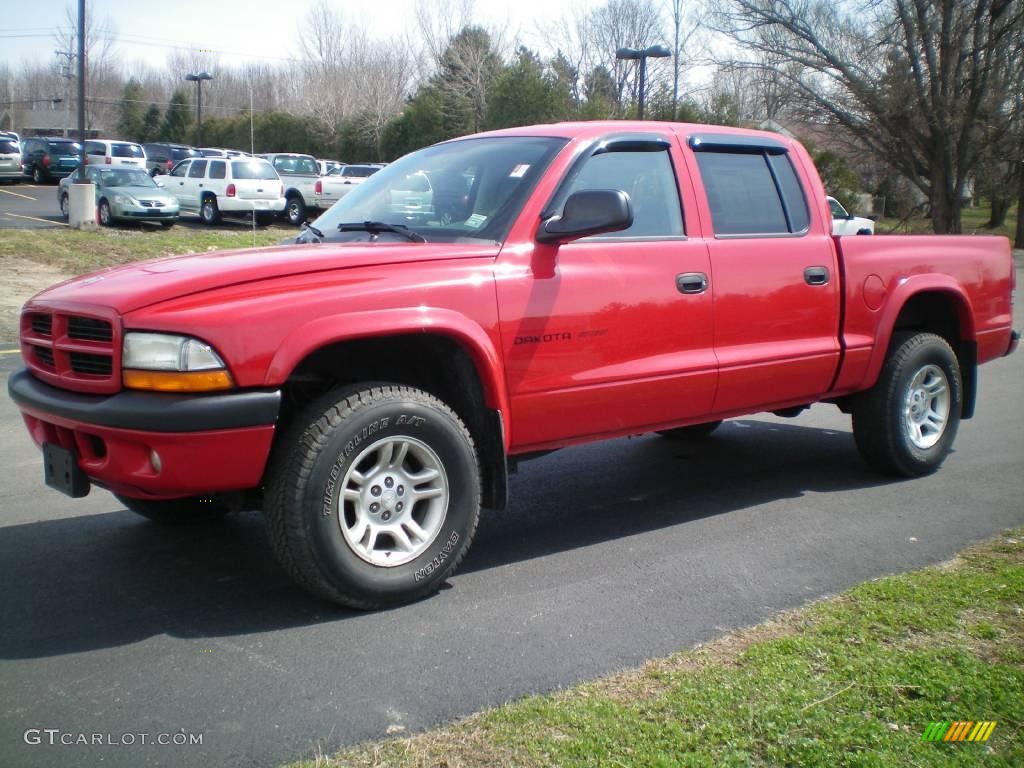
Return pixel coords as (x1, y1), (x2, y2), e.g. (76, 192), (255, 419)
(312, 164), (382, 209)
(259, 153), (322, 225)
(828, 196), (875, 235)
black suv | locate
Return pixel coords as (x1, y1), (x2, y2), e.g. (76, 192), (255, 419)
(21, 138), (82, 183)
(143, 143), (202, 175)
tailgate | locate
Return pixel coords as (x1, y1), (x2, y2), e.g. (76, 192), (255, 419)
(235, 179), (281, 200)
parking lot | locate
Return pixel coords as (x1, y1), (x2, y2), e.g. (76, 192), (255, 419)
(1, 334), (1022, 766)
(0, 183), (66, 229)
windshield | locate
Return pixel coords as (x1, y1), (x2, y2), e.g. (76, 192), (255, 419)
(312, 136), (566, 244)
(231, 160), (278, 180)
(98, 169), (158, 188)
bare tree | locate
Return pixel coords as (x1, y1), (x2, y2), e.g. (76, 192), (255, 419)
(666, 0), (704, 118)
(714, 0), (1024, 233)
(589, 0), (667, 111)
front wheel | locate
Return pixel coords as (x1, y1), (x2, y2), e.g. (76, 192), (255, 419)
(852, 332), (962, 477)
(98, 199), (113, 226)
(265, 384), (480, 609)
(116, 494), (230, 524)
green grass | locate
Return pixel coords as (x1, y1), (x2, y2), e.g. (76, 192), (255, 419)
(291, 530), (1024, 767)
(876, 202), (1018, 243)
(0, 224), (292, 274)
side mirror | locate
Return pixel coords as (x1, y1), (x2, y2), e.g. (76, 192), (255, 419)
(537, 189), (633, 244)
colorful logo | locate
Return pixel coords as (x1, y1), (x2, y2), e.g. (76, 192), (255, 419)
(921, 721), (996, 742)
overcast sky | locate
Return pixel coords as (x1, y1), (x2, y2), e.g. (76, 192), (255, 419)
(1, 0), (609, 70)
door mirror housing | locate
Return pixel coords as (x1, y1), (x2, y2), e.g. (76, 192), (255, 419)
(537, 189), (633, 244)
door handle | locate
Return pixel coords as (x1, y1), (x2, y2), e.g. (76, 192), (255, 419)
(676, 272), (709, 294)
(804, 266), (830, 286)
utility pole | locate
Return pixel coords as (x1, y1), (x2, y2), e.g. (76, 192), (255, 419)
(54, 48), (75, 138)
(76, 0), (86, 161)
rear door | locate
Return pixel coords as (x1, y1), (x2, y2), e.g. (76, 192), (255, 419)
(228, 159), (281, 202)
(687, 134), (840, 413)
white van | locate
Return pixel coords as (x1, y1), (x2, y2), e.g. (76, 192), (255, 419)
(84, 140), (147, 169)
(160, 156), (286, 225)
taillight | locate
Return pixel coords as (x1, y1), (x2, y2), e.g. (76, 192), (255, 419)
(104, 156), (111, 164)
(314, 180), (322, 194)
(279, 184), (284, 197)
(226, 183), (236, 197)
(42, 156), (51, 166)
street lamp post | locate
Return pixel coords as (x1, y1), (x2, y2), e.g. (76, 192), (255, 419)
(616, 45), (671, 119)
(185, 71), (212, 146)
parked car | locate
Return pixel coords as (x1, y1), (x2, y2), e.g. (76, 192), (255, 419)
(10, 121), (1018, 610)
(0, 135), (22, 183)
(20, 138), (82, 183)
(828, 196), (875, 235)
(258, 152), (321, 225)
(199, 147), (249, 158)
(83, 140), (147, 169)
(316, 159), (344, 176)
(59, 165), (179, 226)
(312, 163), (381, 208)
(158, 156), (285, 225)
(143, 143), (202, 175)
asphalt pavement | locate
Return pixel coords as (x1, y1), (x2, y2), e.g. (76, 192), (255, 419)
(0, 336), (1022, 767)
(0, 182), (65, 228)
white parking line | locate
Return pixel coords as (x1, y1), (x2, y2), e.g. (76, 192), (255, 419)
(3, 212), (67, 226)
(0, 188), (37, 201)
(0, 349), (23, 355)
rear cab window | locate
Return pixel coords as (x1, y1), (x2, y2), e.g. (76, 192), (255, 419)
(690, 134), (809, 236)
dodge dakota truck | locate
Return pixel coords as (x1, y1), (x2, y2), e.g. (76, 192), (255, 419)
(9, 121), (1018, 609)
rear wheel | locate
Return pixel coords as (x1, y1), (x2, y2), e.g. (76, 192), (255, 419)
(852, 332), (962, 477)
(657, 420), (722, 440)
(116, 494), (230, 525)
(265, 383), (480, 609)
(285, 195), (306, 226)
(201, 195), (221, 225)
(33, 166), (45, 184)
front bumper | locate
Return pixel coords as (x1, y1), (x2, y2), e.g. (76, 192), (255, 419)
(111, 201), (180, 220)
(8, 369), (280, 498)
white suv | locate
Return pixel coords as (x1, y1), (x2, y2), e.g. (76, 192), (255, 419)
(84, 140), (147, 169)
(160, 157), (286, 225)
(828, 196), (875, 235)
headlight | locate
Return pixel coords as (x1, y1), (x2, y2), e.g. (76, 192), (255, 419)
(122, 332), (233, 392)
(113, 194), (138, 206)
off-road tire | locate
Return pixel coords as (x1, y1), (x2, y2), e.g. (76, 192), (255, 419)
(264, 384), (481, 609)
(852, 332), (962, 477)
(285, 194), (306, 226)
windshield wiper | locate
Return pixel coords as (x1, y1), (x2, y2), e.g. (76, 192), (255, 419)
(337, 221), (426, 243)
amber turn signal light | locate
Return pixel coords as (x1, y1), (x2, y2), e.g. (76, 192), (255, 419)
(122, 369), (234, 392)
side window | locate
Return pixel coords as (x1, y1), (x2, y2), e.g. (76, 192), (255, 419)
(188, 160), (207, 178)
(694, 150), (809, 236)
(85, 142), (104, 157)
(208, 160), (226, 179)
(560, 150), (684, 238)
(169, 161), (190, 177)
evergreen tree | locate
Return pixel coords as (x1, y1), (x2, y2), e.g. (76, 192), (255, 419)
(159, 89), (193, 143)
(140, 104), (161, 143)
(116, 79), (145, 141)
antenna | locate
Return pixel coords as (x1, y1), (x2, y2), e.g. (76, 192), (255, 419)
(250, 86), (256, 247)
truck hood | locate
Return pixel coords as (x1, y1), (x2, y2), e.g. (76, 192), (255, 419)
(28, 241), (500, 315)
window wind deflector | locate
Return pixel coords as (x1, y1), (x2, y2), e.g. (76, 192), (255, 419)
(337, 221), (426, 243)
(688, 134), (788, 155)
(592, 135), (671, 155)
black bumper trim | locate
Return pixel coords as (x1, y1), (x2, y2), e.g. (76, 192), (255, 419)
(8, 369), (280, 433)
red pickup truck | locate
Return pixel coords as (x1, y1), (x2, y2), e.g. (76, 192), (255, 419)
(9, 121), (1018, 608)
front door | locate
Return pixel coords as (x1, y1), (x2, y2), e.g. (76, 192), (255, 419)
(497, 136), (717, 450)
